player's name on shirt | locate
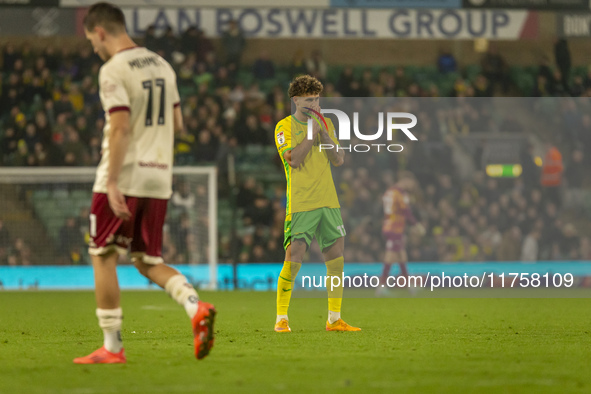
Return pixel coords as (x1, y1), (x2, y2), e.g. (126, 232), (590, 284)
(128, 55), (163, 70)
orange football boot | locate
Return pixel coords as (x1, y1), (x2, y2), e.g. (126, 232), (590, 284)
(73, 346), (126, 364)
(192, 301), (216, 360)
(274, 318), (291, 333)
(326, 319), (361, 332)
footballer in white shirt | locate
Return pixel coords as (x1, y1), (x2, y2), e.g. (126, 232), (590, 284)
(73, 2), (215, 365)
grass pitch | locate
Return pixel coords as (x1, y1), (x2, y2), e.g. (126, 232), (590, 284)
(1, 291), (590, 393)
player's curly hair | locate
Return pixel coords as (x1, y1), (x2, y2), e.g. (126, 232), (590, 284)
(288, 75), (323, 98)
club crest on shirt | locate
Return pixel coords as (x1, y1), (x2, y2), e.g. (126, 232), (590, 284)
(102, 80), (117, 97)
(276, 131), (285, 145)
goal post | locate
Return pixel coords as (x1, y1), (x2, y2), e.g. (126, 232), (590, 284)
(0, 166), (218, 290)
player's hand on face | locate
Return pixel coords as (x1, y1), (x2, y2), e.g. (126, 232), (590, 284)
(311, 116), (322, 137)
(107, 182), (132, 221)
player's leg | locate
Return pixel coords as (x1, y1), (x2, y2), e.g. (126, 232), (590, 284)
(131, 198), (215, 360)
(275, 241), (305, 332)
(397, 249), (420, 294)
(92, 251), (123, 354)
(397, 249), (410, 285)
(318, 208), (360, 331)
(380, 233), (402, 286)
(74, 193), (133, 364)
(133, 259), (199, 314)
(275, 213), (309, 332)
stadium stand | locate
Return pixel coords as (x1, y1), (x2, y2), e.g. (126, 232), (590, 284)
(1, 26), (590, 266)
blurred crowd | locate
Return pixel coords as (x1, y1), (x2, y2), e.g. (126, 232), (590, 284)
(228, 137), (589, 265)
(1, 26), (590, 265)
(0, 219), (32, 266)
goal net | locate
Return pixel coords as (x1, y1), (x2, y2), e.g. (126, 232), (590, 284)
(0, 166), (217, 289)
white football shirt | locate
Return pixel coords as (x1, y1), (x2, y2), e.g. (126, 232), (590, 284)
(93, 47), (180, 199)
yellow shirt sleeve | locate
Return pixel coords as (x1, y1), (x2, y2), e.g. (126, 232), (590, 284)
(275, 119), (292, 158)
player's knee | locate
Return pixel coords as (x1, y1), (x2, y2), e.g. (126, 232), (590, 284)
(280, 261), (302, 281)
(325, 256), (344, 275)
(133, 258), (151, 277)
(289, 261), (302, 278)
(287, 240), (306, 263)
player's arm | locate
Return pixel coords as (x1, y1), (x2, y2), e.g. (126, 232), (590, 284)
(318, 128), (344, 167)
(284, 137), (316, 168)
(281, 120), (319, 168)
(173, 105), (183, 135)
(99, 65), (133, 220)
(171, 74), (183, 135)
(106, 110), (132, 220)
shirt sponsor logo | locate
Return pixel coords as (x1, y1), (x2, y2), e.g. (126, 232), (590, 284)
(139, 161), (169, 170)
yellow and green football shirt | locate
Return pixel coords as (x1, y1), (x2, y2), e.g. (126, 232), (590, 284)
(275, 115), (340, 217)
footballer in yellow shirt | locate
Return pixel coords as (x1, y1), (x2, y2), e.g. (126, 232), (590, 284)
(273, 75), (360, 333)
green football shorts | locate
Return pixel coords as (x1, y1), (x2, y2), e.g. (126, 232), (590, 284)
(283, 207), (346, 251)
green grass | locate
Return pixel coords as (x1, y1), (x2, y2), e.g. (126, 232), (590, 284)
(1, 291), (590, 393)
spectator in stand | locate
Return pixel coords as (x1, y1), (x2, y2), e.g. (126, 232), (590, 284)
(193, 129), (217, 163)
(549, 70), (567, 96)
(541, 141), (564, 208)
(180, 26), (199, 56)
(222, 20), (246, 71)
(521, 228), (541, 261)
(1, 127), (19, 165)
(57, 48), (79, 81)
(289, 49), (307, 78)
(62, 127), (89, 166)
(171, 181), (196, 212)
(437, 49), (457, 74)
(564, 149), (585, 212)
(336, 66), (354, 97)
(481, 45), (508, 94)
(580, 237), (591, 260)
(54, 90), (74, 117)
(237, 177), (258, 210)
(9, 238), (32, 266)
(305, 50), (327, 81)
(0, 220), (10, 265)
(532, 75), (553, 97)
(245, 195), (273, 227)
(22, 123), (40, 153)
(538, 56), (554, 87)
(174, 128), (195, 165)
(498, 226), (522, 261)
(519, 144), (539, 189)
(562, 223), (580, 259)
(2, 43), (18, 72)
(143, 25), (158, 52)
(234, 114), (268, 146)
(159, 26), (178, 61)
(570, 75), (585, 97)
(195, 29), (214, 60)
(252, 50), (275, 80)
(554, 38), (571, 93)
(59, 217), (84, 263)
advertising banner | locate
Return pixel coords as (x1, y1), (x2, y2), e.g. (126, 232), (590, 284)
(330, 0), (462, 8)
(462, 0), (589, 11)
(557, 13), (591, 37)
(0, 6), (76, 35)
(123, 8), (538, 39)
(0, 0), (59, 6)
